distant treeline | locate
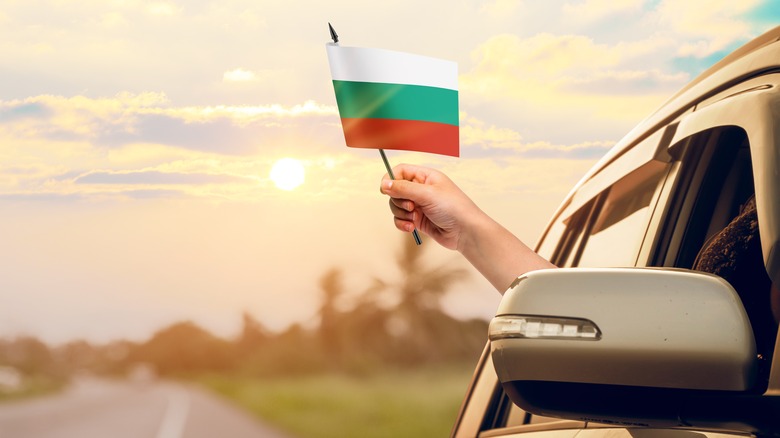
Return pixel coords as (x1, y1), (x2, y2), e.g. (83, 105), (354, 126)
(0, 237), (488, 381)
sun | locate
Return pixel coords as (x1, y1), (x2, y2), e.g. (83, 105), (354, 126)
(269, 158), (305, 191)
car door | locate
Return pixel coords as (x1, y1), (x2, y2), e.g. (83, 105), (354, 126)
(453, 124), (677, 438)
(453, 73), (780, 438)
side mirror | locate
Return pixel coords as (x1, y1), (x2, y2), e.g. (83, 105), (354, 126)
(490, 268), (757, 391)
(489, 268), (766, 430)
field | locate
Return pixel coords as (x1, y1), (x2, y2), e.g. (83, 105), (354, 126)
(0, 375), (64, 403)
(200, 365), (475, 438)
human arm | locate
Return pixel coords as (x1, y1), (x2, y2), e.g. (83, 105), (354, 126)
(380, 164), (556, 292)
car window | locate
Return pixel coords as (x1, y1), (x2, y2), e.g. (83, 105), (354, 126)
(547, 198), (598, 267)
(549, 161), (667, 269)
(650, 126), (777, 380)
(574, 165), (666, 267)
(654, 127), (755, 269)
(536, 219), (565, 261)
(536, 126), (672, 269)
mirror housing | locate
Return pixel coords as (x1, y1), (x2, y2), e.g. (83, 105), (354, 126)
(491, 268), (756, 391)
(489, 268), (772, 430)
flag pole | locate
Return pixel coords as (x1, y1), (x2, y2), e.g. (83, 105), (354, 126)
(329, 23), (422, 246)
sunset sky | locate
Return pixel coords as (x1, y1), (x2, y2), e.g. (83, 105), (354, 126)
(1, 0), (778, 344)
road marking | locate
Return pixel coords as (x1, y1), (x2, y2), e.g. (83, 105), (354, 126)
(156, 388), (191, 438)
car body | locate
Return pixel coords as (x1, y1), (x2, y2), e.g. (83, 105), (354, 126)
(451, 25), (780, 438)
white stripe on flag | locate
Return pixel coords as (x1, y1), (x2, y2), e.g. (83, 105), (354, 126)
(326, 44), (458, 91)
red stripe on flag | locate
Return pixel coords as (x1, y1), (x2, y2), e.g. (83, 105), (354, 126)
(340, 118), (459, 157)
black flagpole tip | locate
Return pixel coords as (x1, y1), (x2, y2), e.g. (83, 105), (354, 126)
(328, 23), (339, 43)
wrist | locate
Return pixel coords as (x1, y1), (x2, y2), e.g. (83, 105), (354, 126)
(457, 207), (555, 292)
(456, 205), (500, 257)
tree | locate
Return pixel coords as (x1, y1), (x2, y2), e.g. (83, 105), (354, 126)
(0, 336), (54, 375)
(129, 321), (234, 375)
(236, 312), (270, 354)
(384, 236), (470, 363)
(395, 236), (469, 315)
(318, 268), (344, 359)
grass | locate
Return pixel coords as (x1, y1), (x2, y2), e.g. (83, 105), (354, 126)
(0, 375), (65, 403)
(199, 365), (474, 438)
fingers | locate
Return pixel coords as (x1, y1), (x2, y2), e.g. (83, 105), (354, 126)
(389, 196), (419, 233)
(390, 197), (414, 212)
(389, 163), (431, 183)
(380, 177), (433, 209)
(393, 216), (415, 233)
(389, 198), (415, 223)
(380, 163), (432, 186)
(379, 163), (439, 235)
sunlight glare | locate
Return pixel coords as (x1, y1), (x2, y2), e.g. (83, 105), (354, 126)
(270, 158), (305, 191)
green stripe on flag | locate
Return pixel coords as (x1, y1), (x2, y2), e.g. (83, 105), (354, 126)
(332, 80), (458, 126)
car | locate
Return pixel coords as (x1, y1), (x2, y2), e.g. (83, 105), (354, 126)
(450, 25), (780, 438)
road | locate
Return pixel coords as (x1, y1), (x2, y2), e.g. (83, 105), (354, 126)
(0, 376), (295, 438)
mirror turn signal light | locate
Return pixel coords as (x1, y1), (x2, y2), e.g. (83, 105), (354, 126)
(489, 315), (601, 341)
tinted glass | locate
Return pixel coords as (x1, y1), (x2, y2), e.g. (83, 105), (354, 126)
(575, 167), (665, 267)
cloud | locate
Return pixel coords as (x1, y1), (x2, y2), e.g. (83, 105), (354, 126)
(562, 0), (644, 23)
(654, 0), (763, 57)
(434, 155), (599, 200)
(150, 100), (337, 124)
(460, 113), (614, 160)
(565, 69), (689, 95)
(0, 93), (349, 202)
(74, 170), (253, 186)
(461, 116), (523, 151)
(458, 31), (690, 134)
(462, 32), (681, 92)
(146, 2), (180, 17)
(0, 94), (339, 153)
(0, 189), (184, 202)
(480, 0), (525, 19)
(0, 92), (169, 137)
(0, 1), (772, 207)
(223, 68), (257, 82)
(4, 163), (270, 202)
(0, 0), (291, 106)
(519, 140), (613, 159)
(99, 11), (127, 29)
(0, 192), (87, 203)
(469, 33), (621, 78)
(0, 101), (51, 121)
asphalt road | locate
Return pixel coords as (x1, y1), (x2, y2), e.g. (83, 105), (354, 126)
(0, 376), (294, 438)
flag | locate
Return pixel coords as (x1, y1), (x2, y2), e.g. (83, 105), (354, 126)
(326, 44), (459, 157)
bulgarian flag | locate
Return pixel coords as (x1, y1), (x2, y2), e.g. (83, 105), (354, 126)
(326, 44), (459, 157)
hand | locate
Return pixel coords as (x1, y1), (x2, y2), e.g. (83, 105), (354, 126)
(380, 164), (482, 251)
(380, 164), (556, 292)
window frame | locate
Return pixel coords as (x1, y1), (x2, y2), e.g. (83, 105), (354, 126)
(537, 125), (676, 268)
